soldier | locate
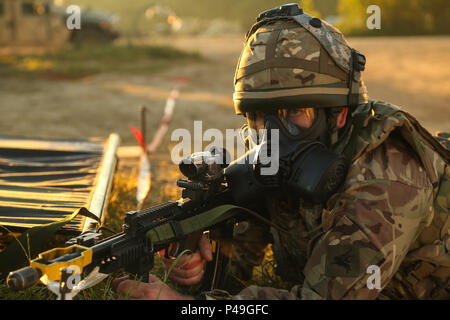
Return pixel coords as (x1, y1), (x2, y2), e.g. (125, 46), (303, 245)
(113, 4), (449, 300)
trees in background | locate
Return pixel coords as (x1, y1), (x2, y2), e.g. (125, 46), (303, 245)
(335, 0), (450, 35)
(159, 0), (318, 30)
(161, 0), (449, 35)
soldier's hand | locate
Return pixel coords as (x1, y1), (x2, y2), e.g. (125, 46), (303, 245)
(112, 274), (194, 300)
(160, 233), (213, 286)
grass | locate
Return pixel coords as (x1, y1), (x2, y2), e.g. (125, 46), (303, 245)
(0, 43), (202, 78)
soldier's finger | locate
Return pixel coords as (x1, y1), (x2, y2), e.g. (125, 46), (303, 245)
(170, 269), (205, 286)
(116, 280), (150, 300)
(163, 251), (203, 270)
(168, 259), (206, 280)
(112, 275), (130, 291)
(198, 234), (213, 261)
(149, 274), (163, 283)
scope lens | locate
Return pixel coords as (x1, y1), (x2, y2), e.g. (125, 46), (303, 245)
(179, 162), (198, 179)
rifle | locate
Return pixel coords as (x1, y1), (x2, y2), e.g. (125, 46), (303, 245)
(6, 148), (261, 299)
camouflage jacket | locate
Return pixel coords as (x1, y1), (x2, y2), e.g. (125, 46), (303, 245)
(204, 100), (449, 300)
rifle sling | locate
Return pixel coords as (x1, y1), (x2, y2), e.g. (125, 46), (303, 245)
(146, 204), (286, 246)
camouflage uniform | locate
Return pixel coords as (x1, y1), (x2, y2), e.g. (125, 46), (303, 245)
(201, 8), (450, 300)
(204, 100), (449, 300)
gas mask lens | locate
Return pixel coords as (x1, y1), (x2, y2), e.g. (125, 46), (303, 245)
(278, 109), (301, 136)
(277, 108), (315, 136)
(245, 108), (316, 140)
(245, 108), (315, 134)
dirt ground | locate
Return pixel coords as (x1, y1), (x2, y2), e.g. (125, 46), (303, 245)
(0, 35), (449, 168)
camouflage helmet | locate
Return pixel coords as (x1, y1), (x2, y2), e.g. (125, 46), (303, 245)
(233, 4), (368, 115)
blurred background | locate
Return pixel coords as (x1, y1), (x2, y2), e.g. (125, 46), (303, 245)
(0, 0), (448, 141)
(0, 0), (449, 199)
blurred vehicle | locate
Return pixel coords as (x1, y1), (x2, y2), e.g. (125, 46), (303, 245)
(0, 0), (69, 47)
(0, 0), (119, 48)
(55, 6), (120, 44)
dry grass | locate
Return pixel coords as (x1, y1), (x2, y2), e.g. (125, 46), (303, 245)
(0, 44), (202, 78)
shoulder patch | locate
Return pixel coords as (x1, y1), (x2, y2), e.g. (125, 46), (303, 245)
(325, 244), (360, 277)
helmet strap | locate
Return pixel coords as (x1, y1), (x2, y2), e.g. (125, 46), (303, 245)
(347, 49), (366, 108)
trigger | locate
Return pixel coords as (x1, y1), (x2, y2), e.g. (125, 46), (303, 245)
(164, 242), (180, 259)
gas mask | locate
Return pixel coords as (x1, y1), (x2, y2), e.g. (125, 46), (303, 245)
(224, 108), (348, 205)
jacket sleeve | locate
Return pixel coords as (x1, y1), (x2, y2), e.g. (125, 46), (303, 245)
(300, 136), (435, 299)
